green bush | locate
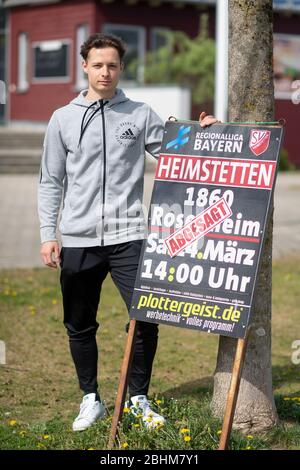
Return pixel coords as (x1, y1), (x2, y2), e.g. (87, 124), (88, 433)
(140, 15), (215, 106)
(279, 147), (296, 171)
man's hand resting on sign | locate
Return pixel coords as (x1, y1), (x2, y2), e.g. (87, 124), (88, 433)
(199, 111), (220, 127)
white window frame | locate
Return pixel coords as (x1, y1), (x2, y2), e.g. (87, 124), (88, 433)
(273, 0), (300, 12)
(17, 32), (29, 92)
(76, 24), (89, 90)
(102, 23), (146, 83)
(31, 39), (72, 83)
(151, 27), (171, 52)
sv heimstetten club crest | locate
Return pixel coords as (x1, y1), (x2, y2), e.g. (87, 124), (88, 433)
(249, 129), (271, 156)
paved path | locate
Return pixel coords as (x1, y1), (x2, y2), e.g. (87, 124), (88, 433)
(0, 169), (299, 269)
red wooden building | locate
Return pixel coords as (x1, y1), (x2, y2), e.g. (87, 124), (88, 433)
(1, 0), (300, 165)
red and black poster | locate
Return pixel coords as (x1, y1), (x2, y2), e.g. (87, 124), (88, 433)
(130, 121), (284, 338)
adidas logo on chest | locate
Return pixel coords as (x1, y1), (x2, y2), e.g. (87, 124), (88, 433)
(120, 128), (136, 140)
(115, 122), (141, 147)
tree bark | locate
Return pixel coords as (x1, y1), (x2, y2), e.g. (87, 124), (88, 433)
(211, 0), (278, 432)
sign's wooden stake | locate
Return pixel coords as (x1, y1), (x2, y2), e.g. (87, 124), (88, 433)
(218, 328), (250, 450)
(108, 319), (137, 450)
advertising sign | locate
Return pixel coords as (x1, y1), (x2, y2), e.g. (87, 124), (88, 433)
(130, 122), (284, 338)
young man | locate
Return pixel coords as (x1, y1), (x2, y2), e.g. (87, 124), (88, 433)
(38, 33), (217, 432)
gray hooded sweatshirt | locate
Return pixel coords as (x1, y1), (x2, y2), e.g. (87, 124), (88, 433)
(38, 89), (164, 247)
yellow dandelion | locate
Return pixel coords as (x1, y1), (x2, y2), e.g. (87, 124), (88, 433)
(145, 417), (152, 423)
(133, 423), (140, 428)
(154, 423), (164, 430)
(246, 435), (253, 440)
(153, 419), (164, 427)
(217, 430), (222, 435)
(87, 448), (95, 450)
(52, 299), (58, 305)
(37, 443), (46, 449)
(283, 397), (290, 401)
(122, 442), (129, 449)
(184, 436), (191, 442)
(28, 305), (36, 314)
(136, 414), (143, 419)
(246, 446), (253, 450)
(156, 399), (162, 405)
(9, 420), (17, 426)
(43, 435), (50, 440)
(19, 430), (27, 437)
(180, 428), (190, 434)
(40, 287), (50, 294)
(123, 407), (130, 413)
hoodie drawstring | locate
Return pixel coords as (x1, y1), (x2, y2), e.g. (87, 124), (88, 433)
(78, 100), (108, 147)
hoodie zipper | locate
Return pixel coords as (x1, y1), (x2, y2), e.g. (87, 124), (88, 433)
(100, 99), (107, 246)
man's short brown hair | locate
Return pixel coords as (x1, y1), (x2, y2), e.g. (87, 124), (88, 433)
(80, 33), (126, 62)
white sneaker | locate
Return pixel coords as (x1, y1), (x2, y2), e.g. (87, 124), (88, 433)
(72, 393), (106, 431)
(127, 395), (165, 429)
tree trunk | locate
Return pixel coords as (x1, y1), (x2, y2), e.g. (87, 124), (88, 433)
(211, 0), (278, 432)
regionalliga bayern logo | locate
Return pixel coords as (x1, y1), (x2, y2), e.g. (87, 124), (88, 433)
(166, 125), (191, 151)
(115, 121), (141, 147)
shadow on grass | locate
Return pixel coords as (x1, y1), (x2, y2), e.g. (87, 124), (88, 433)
(162, 368), (300, 424)
(162, 376), (213, 400)
(161, 362), (300, 394)
(272, 364), (300, 388)
(275, 394), (300, 423)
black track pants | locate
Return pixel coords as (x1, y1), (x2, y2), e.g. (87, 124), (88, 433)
(59, 240), (158, 398)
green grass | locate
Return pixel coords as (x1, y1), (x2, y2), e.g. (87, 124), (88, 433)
(0, 256), (299, 450)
